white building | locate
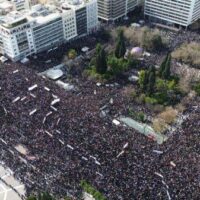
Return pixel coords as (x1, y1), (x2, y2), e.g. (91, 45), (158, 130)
(0, 12), (35, 61)
(62, 5), (78, 41)
(0, 0), (30, 14)
(0, 0), (30, 12)
(86, 0), (98, 33)
(61, 0), (98, 40)
(28, 4), (64, 53)
(144, 0), (200, 27)
(11, 0), (30, 11)
(0, 0), (98, 61)
(97, 0), (142, 21)
(0, 1), (13, 15)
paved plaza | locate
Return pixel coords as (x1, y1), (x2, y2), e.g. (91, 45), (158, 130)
(0, 164), (25, 200)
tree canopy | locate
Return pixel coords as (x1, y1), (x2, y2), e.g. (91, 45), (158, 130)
(95, 43), (107, 74)
(115, 29), (126, 58)
(159, 53), (171, 79)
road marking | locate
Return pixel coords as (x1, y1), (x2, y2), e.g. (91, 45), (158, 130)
(3, 191), (7, 200)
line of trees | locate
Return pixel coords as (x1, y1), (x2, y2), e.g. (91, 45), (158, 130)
(139, 53), (172, 96)
(95, 29), (126, 74)
(93, 29), (127, 76)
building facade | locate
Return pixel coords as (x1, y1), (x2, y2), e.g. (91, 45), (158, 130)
(0, 0), (30, 15)
(11, 0), (30, 11)
(144, 0), (200, 27)
(0, 13), (35, 61)
(97, 0), (142, 21)
(30, 5), (64, 53)
(0, 0), (98, 61)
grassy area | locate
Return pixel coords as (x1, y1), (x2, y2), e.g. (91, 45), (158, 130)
(80, 180), (106, 200)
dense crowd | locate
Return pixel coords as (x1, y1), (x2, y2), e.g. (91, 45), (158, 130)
(28, 34), (97, 73)
(140, 28), (200, 68)
(0, 62), (200, 200)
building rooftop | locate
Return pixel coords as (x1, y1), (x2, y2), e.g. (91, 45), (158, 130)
(0, 11), (27, 28)
(0, 1), (13, 10)
(60, 0), (94, 11)
(0, 4), (61, 28)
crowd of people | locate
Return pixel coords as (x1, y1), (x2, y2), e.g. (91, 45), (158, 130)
(28, 34), (98, 73)
(139, 28), (200, 68)
(0, 59), (200, 200)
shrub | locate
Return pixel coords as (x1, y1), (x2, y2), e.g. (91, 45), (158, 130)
(157, 107), (178, 124)
(128, 109), (146, 122)
(193, 82), (200, 95)
(152, 107), (178, 132)
(108, 56), (128, 76)
(136, 93), (146, 104)
(152, 118), (167, 133)
(153, 92), (168, 105)
(68, 49), (77, 59)
(145, 96), (158, 105)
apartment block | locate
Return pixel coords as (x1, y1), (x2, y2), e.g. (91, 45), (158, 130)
(0, 0), (98, 61)
(0, 0), (30, 15)
(144, 0), (200, 27)
(97, 0), (142, 21)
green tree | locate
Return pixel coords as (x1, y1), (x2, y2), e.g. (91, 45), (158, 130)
(115, 29), (126, 58)
(139, 70), (149, 91)
(194, 82), (200, 95)
(108, 56), (128, 76)
(95, 44), (107, 74)
(147, 71), (156, 95)
(152, 34), (163, 51)
(149, 65), (156, 76)
(67, 49), (77, 59)
(159, 54), (168, 77)
(162, 54), (171, 79)
(146, 66), (156, 95)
